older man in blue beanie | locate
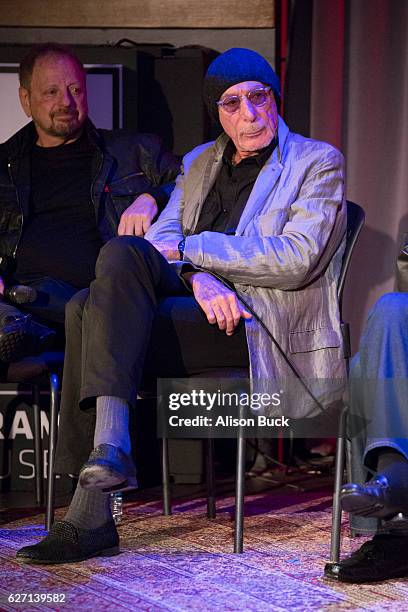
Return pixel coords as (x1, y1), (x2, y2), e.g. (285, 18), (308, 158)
(17, 48), (347, 564)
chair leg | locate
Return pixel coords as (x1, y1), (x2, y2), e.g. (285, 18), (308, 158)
(205, 439), (216, 519)
(32, 385), (43, 506)
(346, 438), (353, 484)
(328, 406), (348, 565)
(162, 438), (172, 515)
(46, 373), (59, 531)
(234, 433), (246, 553)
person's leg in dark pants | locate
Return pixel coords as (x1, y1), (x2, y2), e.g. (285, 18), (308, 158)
(55, 253), (249, 476)
(79, 236), (188, 405)
(55, 288), (95, 473)
(17, 276), (80, 325)
(16, 236), (249, 564)
(73, 236), (190, 491)
(59, 235), (248, 482)
(0, 276), (78, 365)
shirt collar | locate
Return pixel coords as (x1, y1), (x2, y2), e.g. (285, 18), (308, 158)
(223, 136), (277, 168)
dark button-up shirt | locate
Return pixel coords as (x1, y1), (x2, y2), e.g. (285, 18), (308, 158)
(194, 138), (276, 235)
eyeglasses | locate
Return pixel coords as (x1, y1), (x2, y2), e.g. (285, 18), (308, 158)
(217, 87), (271, 114)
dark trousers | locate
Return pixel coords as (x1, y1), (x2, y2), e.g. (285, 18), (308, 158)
(0, 276), (80, 349)
(13, 276), (80, 324)
(55, 236), (249, 474)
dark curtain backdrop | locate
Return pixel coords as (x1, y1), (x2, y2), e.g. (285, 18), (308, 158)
(310, 0), (408, 351)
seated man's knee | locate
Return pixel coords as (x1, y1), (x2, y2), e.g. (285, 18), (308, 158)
(369, 292), (408, 326)
(97, 236), (151, 274)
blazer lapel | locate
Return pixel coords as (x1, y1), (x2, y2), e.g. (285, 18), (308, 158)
(185, 134), (228, 233)
(200, 133), (228, 202)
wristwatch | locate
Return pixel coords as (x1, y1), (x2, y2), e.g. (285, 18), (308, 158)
(178, 238), (186, 261)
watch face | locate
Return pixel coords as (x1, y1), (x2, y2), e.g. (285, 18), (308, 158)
(178, 238), (185, 260)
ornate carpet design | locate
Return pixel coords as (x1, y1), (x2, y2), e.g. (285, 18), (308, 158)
(1, 486), (408, 611)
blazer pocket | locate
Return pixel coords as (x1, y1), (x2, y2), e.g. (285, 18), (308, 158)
(289, 328), (341, 354)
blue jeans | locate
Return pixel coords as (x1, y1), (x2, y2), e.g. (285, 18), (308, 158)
(348, 292), (408, 533)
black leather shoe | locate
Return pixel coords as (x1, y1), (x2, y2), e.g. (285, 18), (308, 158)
(0, 314), (56, 362)
(79, 443), (138, 493)
(324, 535), (408, 583)
(16, 520), (119, 565)
(340, 475), (408, 519)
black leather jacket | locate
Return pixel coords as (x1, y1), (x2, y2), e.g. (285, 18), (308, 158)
(0, 119), (180, 275)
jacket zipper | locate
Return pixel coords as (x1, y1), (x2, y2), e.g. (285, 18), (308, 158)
(8, 159), (24, 258)
(90, 150), (104, 222)
(108, 170), (145, 184)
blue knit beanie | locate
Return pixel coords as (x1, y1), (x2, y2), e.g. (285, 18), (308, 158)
(203, 48), (281, 121)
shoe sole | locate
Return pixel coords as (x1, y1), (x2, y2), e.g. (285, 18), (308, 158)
(17, 545), (120, 565)
(341, 491), (386, 517)
(341, 491), (404, 520)
(79, 464), (138, 493)
(381, 514), (408, 532)
(102, 480), (138, 494)
(0, 328), (56, 362)
(0, 328), (27, 362)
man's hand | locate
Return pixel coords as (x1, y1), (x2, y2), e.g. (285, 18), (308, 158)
(0, 276), (4, 296)
(148, 240), (181, 262)
(118, 193), (158, 237)
(187, 272), (252, 335)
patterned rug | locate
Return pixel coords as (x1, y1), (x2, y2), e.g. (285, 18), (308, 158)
(1, 482), (408, 611)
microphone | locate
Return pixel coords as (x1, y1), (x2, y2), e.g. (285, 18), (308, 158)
(3, 285), (37, 305)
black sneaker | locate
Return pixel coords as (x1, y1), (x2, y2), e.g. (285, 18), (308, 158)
(0, 314), (56, 362)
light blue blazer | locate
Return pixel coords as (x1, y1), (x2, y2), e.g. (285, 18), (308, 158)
(146, 117), (347, 417)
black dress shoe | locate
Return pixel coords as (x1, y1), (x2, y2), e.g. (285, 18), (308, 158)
(0, 314), (56, 362)
(16, 520), (119, 565)
(3, 285), (37, 305)
(324, 535), (408, 583)
(79, 443), (138, 493)
(340, 475), (408, 519)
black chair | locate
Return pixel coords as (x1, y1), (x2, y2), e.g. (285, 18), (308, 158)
(5, 351), (64, 531)
(162, 200), (365, 553)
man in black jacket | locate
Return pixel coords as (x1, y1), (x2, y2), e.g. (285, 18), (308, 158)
(0, 42), (180, 365)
